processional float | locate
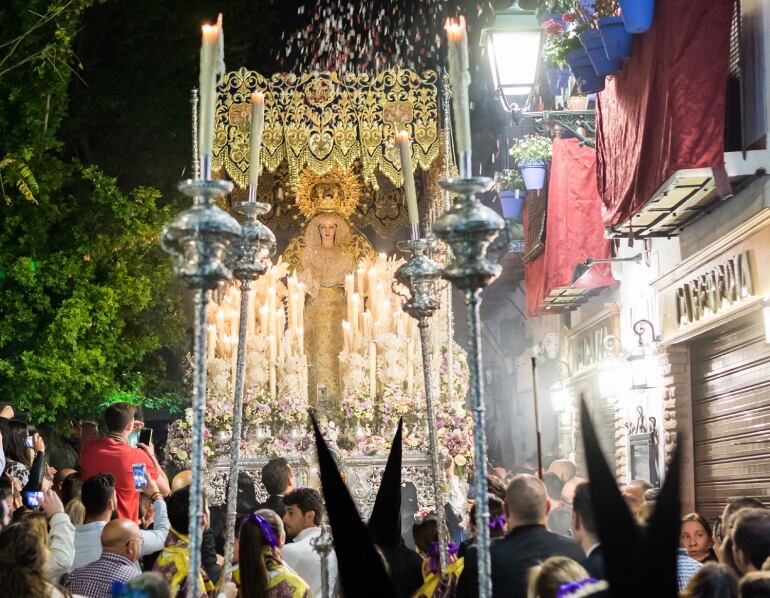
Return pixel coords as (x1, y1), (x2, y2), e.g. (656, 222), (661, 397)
(161, 14), (500, 598)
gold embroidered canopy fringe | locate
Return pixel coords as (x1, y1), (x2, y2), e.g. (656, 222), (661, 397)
(212, 67), (442, 190)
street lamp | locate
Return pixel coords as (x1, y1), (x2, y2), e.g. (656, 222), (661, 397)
(628, 319), (662, 390)
(482, 9), (542, 112)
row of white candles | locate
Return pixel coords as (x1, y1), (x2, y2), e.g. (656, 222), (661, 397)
(206, 267), (307, 403)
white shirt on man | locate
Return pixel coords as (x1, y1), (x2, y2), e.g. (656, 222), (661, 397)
(71, 498), (170, 570)
(282, 527), (338, 597)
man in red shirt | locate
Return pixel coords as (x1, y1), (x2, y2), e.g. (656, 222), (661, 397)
(80, 402), (170, 521)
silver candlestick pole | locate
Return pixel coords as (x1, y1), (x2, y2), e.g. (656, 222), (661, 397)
(311, 524), (334, 598)
(191, 89), (200, 180)
(433, 177), (503, 598)
(161, 178), (241, 598)
(222, 198), (276, 584)
(440, 72), (456, 402)
(393, 238), (448, 572)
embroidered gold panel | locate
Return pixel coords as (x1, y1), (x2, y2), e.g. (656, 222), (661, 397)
(212, 67), (440, 190)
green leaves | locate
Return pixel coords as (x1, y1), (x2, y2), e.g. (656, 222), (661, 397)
(0, 154), (186, 423)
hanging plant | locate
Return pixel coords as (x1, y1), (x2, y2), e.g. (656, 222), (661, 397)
(509, 135), (553, 164)
(494, 169), (524, 193)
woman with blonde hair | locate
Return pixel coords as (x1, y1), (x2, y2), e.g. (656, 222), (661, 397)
(0, 522), (71, 597)
(527, 556), (599, 598)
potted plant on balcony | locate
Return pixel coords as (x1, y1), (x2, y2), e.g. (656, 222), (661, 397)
(495, 169), (525, 220)
(618, 0), (655, 33)
(543, 8), (605, 94)
(576, 1), (622, 76)
(595, 0), (634, 60)
(509, 136), (553, 192)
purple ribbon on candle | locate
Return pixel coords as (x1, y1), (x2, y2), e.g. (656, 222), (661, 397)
(427, 541), (458, 574)
(239, 513), (280, 550)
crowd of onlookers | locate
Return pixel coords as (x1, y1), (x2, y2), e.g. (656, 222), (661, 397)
(1, 400), (769, 598)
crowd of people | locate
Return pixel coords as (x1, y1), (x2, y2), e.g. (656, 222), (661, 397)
(1, 400), (769, 598)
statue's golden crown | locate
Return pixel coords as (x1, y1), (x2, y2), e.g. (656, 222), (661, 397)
(296, 167), (361, 221)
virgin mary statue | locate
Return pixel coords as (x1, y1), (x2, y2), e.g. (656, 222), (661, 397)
(298, 212), (356, 406)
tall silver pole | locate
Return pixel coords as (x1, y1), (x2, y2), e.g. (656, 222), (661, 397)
(440, 72), (456, 402)
(419, 319), (448, 570)
(161, 178), (241, 598)
(223, 198), (275, 583)
(191, 89), (200, 180)
(394, 239), (447, 571)
(188, 288), (208, 597)
(433, 177), (503, 598)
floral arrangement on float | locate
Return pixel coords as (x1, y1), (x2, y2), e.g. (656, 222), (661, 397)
(164, 254), (474, 475)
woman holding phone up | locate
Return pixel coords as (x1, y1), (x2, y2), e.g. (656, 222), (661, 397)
(4, 425), (46, 490)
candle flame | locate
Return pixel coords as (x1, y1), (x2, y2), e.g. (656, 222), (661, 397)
(201, 23), (219, 42)
(395, 129), (410, 143)
(444, 16), (467, 40)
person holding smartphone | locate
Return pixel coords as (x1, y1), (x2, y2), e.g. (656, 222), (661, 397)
(79, 403), (170, 522)
(4, 423), (46, 490)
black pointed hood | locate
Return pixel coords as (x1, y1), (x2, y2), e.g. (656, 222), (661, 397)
(580, 397), (680, 598)
(311, 415), (403, 598)
(367, 418), (403, 549)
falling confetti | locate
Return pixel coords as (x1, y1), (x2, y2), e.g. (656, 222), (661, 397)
(272, 0), (495, 75)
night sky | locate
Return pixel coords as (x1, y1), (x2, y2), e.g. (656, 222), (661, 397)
(63, 1), (509, 196)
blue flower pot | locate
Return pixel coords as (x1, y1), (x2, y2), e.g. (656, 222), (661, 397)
(518, 162), (548, 191)
(499, 190), (524, 220)
(565, 48), (606, 94)
(619, 0), (655, 33)
(599, 16), (634, 60)
(579, 29), (621, 76)
(546, 66), (571, 96)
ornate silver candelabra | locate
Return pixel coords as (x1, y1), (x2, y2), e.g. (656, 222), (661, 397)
(311, 524), (335, 598)
(161, 178), (241, 598)
(393, 238), (448, 572)
(433, 177), (503, 598)
(222, 198), (276, 583)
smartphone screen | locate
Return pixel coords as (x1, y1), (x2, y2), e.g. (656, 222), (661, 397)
(132, 463), (148, 491)
(24, 435), (34, 449)
(138, 427), (153, 446)
(23, 491), (44, 508)
(128, 431), (140, 448)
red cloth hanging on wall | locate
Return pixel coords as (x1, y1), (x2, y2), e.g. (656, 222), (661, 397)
(525, 137), (614, 317)
(596, 0), (733, 227)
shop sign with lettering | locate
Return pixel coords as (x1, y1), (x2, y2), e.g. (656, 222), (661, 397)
(574, 326), (619, 373)
(675, 250), (753, 327)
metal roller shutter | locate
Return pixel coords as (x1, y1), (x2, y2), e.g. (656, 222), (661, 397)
(690, 313), (770, 520)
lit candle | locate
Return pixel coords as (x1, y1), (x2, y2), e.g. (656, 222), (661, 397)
(345, 274), (354, 297)
(268, 333), (277, 402)
(395, 130), (419, 238)
(248, 91), (265, 190)
(297, 327), (304, 356)
(369, 341), (377, 400)
(199, 14), (224, 171)
(407, 338), (414, 395)
(247, 289), (256, 337)
(351, 293), (360, 333)
(259, 304), (269, 335)
(342, 321), (352, 353)
(207, 324), (217, 361)
(356, 264), (366, 296)
(363, 310), (372, 340)
(268, 287), (276, 337)
(445, 16), (471, 175)
(215, 309), (225, 339)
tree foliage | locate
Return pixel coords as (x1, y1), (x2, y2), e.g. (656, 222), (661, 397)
(0, 0), (187, 423)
